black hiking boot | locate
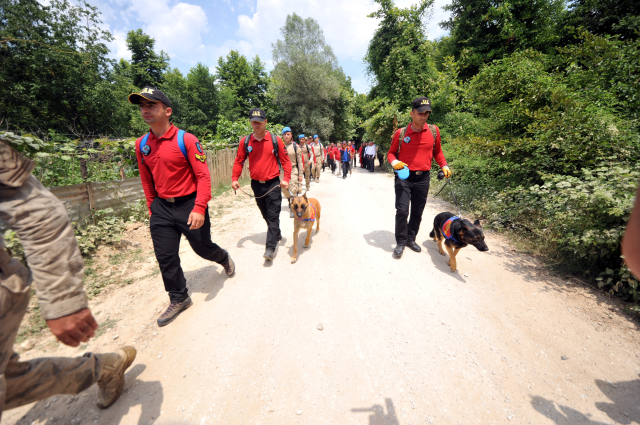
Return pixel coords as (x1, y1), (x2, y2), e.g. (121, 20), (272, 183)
(157, 297), (193, 327)
(222, 254), (235, 277)
(263, 249), (275, 261)
(407, 241), (422, 253)
(393, 245), (405, 258)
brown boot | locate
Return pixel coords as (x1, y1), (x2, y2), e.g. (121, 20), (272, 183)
(96, 346), (137, 409)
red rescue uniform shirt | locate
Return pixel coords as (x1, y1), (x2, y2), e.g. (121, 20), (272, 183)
(232, 132), (292, 182)
(387, 123), (447, 171)
(136, 124), (211, 216)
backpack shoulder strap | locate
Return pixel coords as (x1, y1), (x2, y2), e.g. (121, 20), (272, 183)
(397, 126), (408, 155)
(139, 133), (150, 151)
(177, 130), (188, 160)
(271, 133), (283, 171)
(428, 124), (438, 143)
(241, 135), (251, 165)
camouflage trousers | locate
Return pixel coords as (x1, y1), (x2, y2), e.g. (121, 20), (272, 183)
(304, 164), (312, 190)
(0, 243), (109, 418)
(281, 169), (301, 201)
(313, 159), (323, 182)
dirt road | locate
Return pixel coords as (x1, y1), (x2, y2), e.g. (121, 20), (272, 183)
(5, 164), (640, 425)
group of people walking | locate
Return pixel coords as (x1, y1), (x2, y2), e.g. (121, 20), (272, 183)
(0, 87), (451, 417)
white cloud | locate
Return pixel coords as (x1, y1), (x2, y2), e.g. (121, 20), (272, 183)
(106, 0), (209, 66)
(108, 30), (132, 61)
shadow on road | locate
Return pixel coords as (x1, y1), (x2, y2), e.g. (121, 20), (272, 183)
(531, 377), (640, 425)
(287, 228), (318, 263)
(13, 364), (162, 425)
(422, 239), (467, 283)
(237, 232), (287, 251)
(352, 398), (400, 425)
(363, 230), (395, 253)
(185, 265), (225, 302)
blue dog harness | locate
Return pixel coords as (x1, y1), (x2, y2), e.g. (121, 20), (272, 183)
(442, 216), (461, 243)
(140, 129), (188, 159)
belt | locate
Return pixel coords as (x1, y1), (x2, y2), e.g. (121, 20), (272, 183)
(160, 192), (197, 203)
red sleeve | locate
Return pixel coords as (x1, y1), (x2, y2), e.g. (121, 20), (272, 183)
(432, 126), (447, 168)
(232, 136), (248, 182)
(135, 136), (158, 215)
(276, 136), (292, 182)
(184, 133), (212, 215)
(387, 129), (401, 163)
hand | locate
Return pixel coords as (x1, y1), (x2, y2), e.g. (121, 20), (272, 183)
(231, 181), (240, 191)
(280, 180), (289, 190)
(393, 161), (408, 170)
(442, 166), (452, 179)
(188, 212), (205, 230)
(298, 176), (303, 183)
(47, 308), (98, 347)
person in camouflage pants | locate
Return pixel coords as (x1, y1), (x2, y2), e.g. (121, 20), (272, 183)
(0, 135), (136, 419)
(280, 127), (303, 218)
(299, 135), (315, 192)
(311, 136), (324, 183)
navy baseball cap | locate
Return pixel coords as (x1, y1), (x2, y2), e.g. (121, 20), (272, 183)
(282, 127), (292, 134)
(412, 96), (432, 112)
(249, 108), (266, 122)
(128, 87), (172, 107)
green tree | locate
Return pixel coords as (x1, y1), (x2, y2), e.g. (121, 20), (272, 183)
(126, 29), (169, 88)
(440, 0), (565, 79)
(215, 51), (269, 119)
(270, 13), (347, 139)
(365, 0), (438, 106)
(562, 0), (640, 41)
(0, 0), (117, 137)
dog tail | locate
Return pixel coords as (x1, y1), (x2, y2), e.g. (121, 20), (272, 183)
(429, 229), (435, 238)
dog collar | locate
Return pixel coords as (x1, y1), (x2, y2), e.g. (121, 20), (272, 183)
(442, 216), (460, 242)
(297, 204), (316, 222)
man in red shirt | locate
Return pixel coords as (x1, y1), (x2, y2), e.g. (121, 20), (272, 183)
(387, 96), (452, 258)
(130, 87), (235, 327)
(231, 108), (292, 261)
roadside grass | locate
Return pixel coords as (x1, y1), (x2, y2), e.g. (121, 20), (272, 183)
(95, 317), (118, 338)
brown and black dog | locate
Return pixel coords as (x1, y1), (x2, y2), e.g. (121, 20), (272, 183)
(429, 212), (489, 272)
(290, 193), (321, 264)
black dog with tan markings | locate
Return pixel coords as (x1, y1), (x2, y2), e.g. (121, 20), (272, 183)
(429, 212), (489, 272)
(291, 193), (321, 264)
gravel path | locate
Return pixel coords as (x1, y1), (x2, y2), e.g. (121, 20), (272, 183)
(5, 164), (640, 425)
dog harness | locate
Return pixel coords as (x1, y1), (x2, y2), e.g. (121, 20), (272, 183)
(442, 216), (460, 242)
(298, 204), (316, 222)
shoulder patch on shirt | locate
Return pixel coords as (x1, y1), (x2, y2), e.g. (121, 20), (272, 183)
(247, 146), (253, 153)
(142, 144), (151, 155)
(196, 142), (203, 154)
(195, 153), (206, 163)
(403, 136), (411, 143)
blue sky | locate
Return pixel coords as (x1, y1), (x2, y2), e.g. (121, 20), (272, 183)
(91, 0), (451, 94)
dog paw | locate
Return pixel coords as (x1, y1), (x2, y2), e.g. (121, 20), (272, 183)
(291, 258), (297, 264)
(440, 251), (446, 256)
(303, 244), (309, 248)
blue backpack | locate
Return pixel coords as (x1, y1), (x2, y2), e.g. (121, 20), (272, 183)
(139, 129), (188, 160)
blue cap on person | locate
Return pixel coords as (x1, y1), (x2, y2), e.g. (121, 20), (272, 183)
(282, 127), (291, 135)
(314, 135), (318, 139)
(298, 134), (305, 140)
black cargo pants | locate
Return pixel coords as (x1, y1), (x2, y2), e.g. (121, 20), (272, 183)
(251, 177), (282, 251)
(150, 193), (228, 303)
(394, 171), (430, 246)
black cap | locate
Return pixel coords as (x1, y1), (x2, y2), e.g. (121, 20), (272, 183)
(249, 108), (266, 122)
(412, 96), (432, 113)
(128, 87), (172, 107)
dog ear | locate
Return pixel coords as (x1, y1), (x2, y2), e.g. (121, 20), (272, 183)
(473, 219), (482, 228)
(303, 192), (308, 200)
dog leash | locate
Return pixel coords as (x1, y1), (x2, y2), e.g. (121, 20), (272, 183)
(234, 182), (283, 199)
(432, 177), (463, 219)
